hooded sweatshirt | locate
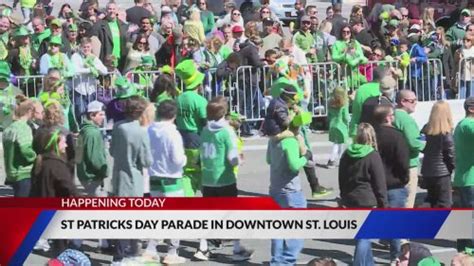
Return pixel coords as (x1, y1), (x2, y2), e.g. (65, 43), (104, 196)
(77, 120), (108, 182)
(200, 118), (240, 187)
(338, 144), (387, 208)
(267, 134), (307, 195)
(148, 120), (187, 178)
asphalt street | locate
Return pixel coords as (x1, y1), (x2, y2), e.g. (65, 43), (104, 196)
(0, 132), (460, 265)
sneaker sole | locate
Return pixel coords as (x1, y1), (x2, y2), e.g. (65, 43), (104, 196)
(312, 191), (333, 198)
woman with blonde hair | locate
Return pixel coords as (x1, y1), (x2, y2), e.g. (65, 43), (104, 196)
(420, 100), (455, 207)
(327, 87), (350, 168)
(338, 123), (387, 266)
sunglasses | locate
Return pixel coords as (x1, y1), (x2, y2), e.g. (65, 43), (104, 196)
(199, 2), (206, 5)
(233, 13), (241, 16)
(261, 10), (270, 13)
(138, 41), (147, 45)
(302, 21), (311, 24)
(373, 53), (382, 57)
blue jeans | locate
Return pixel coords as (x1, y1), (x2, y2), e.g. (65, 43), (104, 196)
(458, 186), (474, 208)
(73, 92), (96, 126)
(12, 178), (31, 197)
(270, 190), (306, 265)
(387, 188), (408, 260)
(353, 239), (374, 266)
(460, 80), (474, 99)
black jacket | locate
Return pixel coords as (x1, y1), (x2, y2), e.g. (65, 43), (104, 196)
(125, 6), (151, 26)
(339, 150), (388, 208)
(330, 14), (348, 39)
(375, 125), (410, 189)
(92, 18), (128, 72)
(263, 98), (290, 136)
(421, 128), (455, 177)
(355, 29), (380, 56)
(359, 95), (393, 128)
(30, 153), (76, 197)
(238, 41), (263, 68)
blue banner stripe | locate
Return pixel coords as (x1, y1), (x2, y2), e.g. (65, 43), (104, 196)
(9, 210), (56, 266)
(355, 210), (451, 239)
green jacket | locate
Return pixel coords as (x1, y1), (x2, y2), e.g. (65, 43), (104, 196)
(453, 117), (474, 187)
(393, 109), (425, 167)
(331, 39), (368, 68)
(176, 90), (207, 133)
(328, 104), (350, 144)
(77, 121), (108, 181)
(349, 82), (380, 136)
(200, 119), (239, 187)
(200, 10), (215, 35)
(312, 30), (328, 62)
(293, 30), (315, 62)
(446, 22), (467, 49)
(2, 119), (36, 183)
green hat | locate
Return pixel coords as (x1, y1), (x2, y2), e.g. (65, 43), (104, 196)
(49, 35), (63, 46)
(68, 23), (78, 32)
(140, 55), (155, 67)
(291, 111), (312, 127)
(50, 18), (62, 28)
(388, 19), (399, 28)
(13, 26), (30, 37)
(175, 59), (204, 90)
(0, 61), (11, 81)
(417, 257), (441, 266)
(461, 9), (471, 16)
(159, 65), (173, 75)
(115, 77), (138, 99)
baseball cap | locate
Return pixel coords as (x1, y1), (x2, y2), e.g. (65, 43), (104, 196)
(461, 9), (471, 16)
(87, 101), (104, 113)
(301, 15), (311, 22)
(232, 25), (244, 33)
(380, 76), (397, 92)
(410, 23), (421, 32)
(50, 18), (62, 28)
(464, 96), (474, 111)
(262, 17), (274, 27)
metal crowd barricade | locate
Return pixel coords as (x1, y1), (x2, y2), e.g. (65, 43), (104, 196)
(14, 75), (46, 98)
(457, 57), (474, 99)
(406, 58), (444, 102)
(234, 62), (342, 121)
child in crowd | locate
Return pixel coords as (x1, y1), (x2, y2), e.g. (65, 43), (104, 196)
(327, 87), (350, 168)
(396, 38), (410, 90)
(195, 96), (253, 262)
(38, 80), (77, 132)
(144, 100), (187, 264)
(76, 101), (108, 196)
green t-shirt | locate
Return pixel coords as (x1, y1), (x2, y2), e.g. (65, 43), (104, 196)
(176, 90), (207, 133)
(108, 19), (121, 60)
(200, 122), (239, 187)
(454, 117), (474, 187)
(393, 109), (425, 167)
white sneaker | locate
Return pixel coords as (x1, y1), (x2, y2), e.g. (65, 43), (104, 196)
(193, 249), (211, 261)
(231, 247), (254, 262)
(163, 254), (186, 264)
(33, 239), (50, 252)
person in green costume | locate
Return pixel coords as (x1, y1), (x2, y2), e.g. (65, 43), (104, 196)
(175, 59), (207, 197)
(327, 87), (350, 168)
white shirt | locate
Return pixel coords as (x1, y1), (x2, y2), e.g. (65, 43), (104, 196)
(71, 53), (108, 95)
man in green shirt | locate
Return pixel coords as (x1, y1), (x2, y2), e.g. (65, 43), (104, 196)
(31, 17), (50, 53)
(293, 15), (316, 63)
(454, 97), (474, 207)
(92, 2), (128, 72)
(393, 90), (425, 208)
(454, 97), (474, 251)
(175, 59), (208, 197)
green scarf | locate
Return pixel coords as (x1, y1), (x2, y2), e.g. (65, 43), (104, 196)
(50, 52), (66, 72)
(19, 46), (33, 76)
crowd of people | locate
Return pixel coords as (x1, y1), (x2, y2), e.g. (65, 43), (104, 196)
(1, 0), (474, 265)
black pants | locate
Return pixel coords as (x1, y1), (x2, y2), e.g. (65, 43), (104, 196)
(303, 151), (320, 192)
(179, 130), (201, 149)
(202, 183), (238, 197)
(425, 175), (452, 208)
(113, 240), (139, 262)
